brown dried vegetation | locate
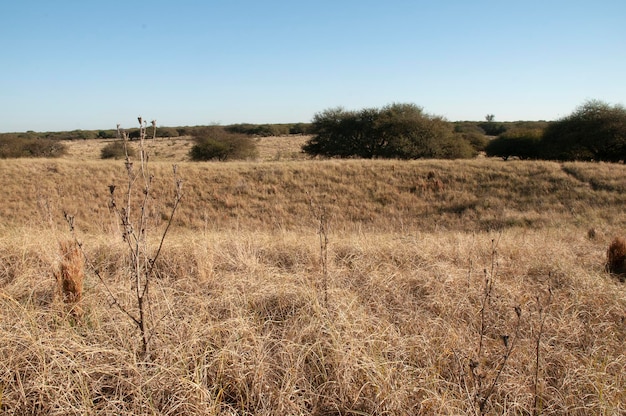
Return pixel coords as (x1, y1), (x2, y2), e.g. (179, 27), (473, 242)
(1, 146), (625, 414)
(606, 237), (626, 280)
(53, 239), (84, 318)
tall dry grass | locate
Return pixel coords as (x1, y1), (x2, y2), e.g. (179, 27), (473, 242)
(3, 158), (626, 234)
(1, 155), (626, 414)
(58, 135), (310, 162)
(0, 228), (624, 414)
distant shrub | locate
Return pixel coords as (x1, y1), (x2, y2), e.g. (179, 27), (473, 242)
(289, 123), (311, 135)
(439, 136), (478, 159)
(0, 136), (67, 158)
(478, 121), (508, 136)
(97, 130), (116, 139)
(266, 124), (290, 136)
(485, 128), (543, 159)
(176, 127), (191, 136)
(156, 127), (179, 138)
(100, 141), (136, 159)
(226, 123), (290, 137)
(64, 130), (97, 140)
(541, 100), (626, 161)
(128, 129), (141, 140)
(189, 127), (258, 161)
(458, 131), (489, 152)
(454, 122), (486, 135)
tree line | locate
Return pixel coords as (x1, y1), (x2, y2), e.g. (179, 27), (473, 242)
(484, 100), (626, 161)
(2, 99), (625, 162)
(301, 100), (626, 162)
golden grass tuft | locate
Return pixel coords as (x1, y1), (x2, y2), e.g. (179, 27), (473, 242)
(606, 236), (626, 279)
(53, 239), (85, 318)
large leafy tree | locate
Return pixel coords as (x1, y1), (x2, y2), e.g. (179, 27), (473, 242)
(485, 128), (543, 160)
(303, 103), (474, 159)
(541, 100), (626, 161)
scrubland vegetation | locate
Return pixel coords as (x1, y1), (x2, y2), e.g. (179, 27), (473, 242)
(485, 100), (626, 162)
(1, 127), (625, 415)
(1, 101), (626, 414)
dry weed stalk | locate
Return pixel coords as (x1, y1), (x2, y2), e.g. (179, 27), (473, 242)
(111, 117), (182, 358)
(463, 235), (525, 414)
(476, 305), (522, 414)
(478, 237), (500, 358)
(65, 117), (182, 359)
(53, 239), (84, 319)
(308, 192), (330, 309)
(533, 285), (552, 416)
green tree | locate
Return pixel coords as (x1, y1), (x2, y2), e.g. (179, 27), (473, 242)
(540, 100), (626, 161)
(485, 128), (543, 160)
(303, 103), (474, 159)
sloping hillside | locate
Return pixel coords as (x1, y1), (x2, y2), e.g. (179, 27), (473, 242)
(2, 158), (626, 233)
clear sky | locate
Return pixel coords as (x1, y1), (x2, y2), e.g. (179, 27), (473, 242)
(1, 0), (625, 132)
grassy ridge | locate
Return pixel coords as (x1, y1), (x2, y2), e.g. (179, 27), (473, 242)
(1, 155), (625, 414)
(2, 158), (626, 233)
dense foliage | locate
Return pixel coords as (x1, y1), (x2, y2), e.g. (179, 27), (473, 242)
(485, 101), (626, 162)
(477, 121), (508, 136)
(303, 103), (476, 159)
(0, 136), (67, 158)
(485, 128), (543, 160)
(189, 127), (258, 161)
(225, 123), (289, 137)
(225, 123), (312, 137)
(541, 100), (626, 161)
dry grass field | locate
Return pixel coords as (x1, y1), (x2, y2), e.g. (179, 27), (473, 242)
(1, 137), (625, 414)
(59, 135), (310, 162)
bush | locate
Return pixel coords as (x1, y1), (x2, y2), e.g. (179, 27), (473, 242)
(128, 129), (141, 140)
(0, 136), (67, 158)
(302, 103), (474, 159)
(156, 127), (179, 138)
(225, 124), (291, 137)
(459, 132), (490, 152)
(289, 123), (311, 135)
(100, 141), (136, 159)
(541, 100), (626, 161)
(478, 121), (508, 136)
(485, 128), (543, 159)
(453, 123), (489, 152)
(189, 127), (258, 161)
(64, 130), (97, 140)
(437, 135), (478, 159)
(454, 122), (486, 135)
(97, 130), (116, 139)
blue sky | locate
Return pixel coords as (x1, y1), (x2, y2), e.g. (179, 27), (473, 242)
(1, 1), (625, 132)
